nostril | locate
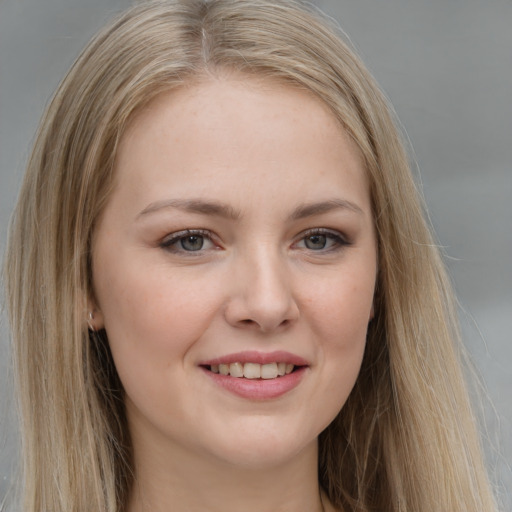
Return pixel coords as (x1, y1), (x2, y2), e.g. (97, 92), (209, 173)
(238, 317), (290, 330)
(237, 319), (261, 330)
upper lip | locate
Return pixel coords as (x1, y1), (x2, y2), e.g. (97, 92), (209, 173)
(199, 350), (309, 367)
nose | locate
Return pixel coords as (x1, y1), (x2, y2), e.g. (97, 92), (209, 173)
(224, 247), (299, 333)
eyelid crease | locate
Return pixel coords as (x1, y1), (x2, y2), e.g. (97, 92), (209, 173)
(299, 227), (351, 242)
(160, 228), (218, 252)
(299, 228), (350, 243)
(293, 227), (352, 252)
(158, 227), (351, 256)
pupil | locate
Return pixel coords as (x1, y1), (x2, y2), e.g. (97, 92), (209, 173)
(305, 234), (326, 250)
(181, 235), (204, 251)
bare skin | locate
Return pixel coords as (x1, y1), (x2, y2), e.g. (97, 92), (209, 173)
(90, 75), (376, 512)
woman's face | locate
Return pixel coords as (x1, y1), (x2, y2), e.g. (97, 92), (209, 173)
(91, 76), (377, 469)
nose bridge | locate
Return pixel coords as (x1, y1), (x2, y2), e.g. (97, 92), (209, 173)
(226, 242), (299, 332)
(250, 244), (289, 303)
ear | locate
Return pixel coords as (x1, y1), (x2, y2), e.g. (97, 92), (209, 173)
(87, 299), (105, 331)
(369, 303), (375, 322)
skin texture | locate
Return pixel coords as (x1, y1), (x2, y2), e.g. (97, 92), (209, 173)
(90, 75), (377, 512)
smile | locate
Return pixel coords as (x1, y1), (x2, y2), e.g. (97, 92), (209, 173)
(209, 362), (296, 379)
(199, 351), (309, 399)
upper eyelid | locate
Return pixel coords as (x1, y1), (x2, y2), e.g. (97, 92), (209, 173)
(291, 229), (352, 253)
(162, 228), (211, 237)
(160, 229), (217, 247)
(296, 227), (350, 241)
(158, 227), (350, 248)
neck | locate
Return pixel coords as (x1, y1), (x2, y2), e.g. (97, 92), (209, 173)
(127, 434), (326, 512)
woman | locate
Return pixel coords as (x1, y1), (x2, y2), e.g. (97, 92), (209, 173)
(3, 0), (497, 511)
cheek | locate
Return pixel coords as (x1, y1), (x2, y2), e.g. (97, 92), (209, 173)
(93, 255), (220, 385)
(308, 265), (375, 345)
(304, 265), (375, 412)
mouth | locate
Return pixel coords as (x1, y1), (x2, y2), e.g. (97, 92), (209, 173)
(199, 351), (309, 379)
(198, 351), (309, 398)
(204, 362), (301, 379)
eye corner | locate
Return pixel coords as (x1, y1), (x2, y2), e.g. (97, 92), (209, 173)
(160, 228), (221, 254)
(292, 228), (351, 253)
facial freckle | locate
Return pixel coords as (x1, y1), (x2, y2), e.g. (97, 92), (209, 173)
(92, 76), (376, 472)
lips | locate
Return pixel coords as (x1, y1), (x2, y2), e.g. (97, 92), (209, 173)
(199, 351), (309, 399)
(200, 350), (308, 378)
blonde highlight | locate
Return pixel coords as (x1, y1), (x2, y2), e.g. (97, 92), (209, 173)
(4, 1), (496, 511)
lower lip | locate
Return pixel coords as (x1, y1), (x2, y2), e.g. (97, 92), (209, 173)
(201, 367), (307, 400)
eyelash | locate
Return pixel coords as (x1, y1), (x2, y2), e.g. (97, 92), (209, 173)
(159, 228), (350, 254)
(294, 228), (351, 253)
(160, 229), (217, 253)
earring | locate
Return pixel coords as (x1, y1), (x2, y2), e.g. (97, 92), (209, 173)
(88, 311), (95, 331)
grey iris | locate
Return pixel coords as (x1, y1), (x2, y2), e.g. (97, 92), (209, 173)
(305, 234), (327, 250)
(181, 235), (204, 251)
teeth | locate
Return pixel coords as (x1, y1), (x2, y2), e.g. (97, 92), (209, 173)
(261, 363), (278, 379)
(243, 363), (261, 379)
(229, 362), (244, 378)
(209, 362), (297, 378)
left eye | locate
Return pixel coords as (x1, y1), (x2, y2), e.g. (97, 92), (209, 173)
(161, 230), (216, 253)
(304, 234), (329, 250)
(295, 230), (347, 251)
(179, 235), (207, 251)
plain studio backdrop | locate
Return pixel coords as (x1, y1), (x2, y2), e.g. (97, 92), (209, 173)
(0, 0), (511, 509)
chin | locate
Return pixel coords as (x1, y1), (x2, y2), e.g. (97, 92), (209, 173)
(198, 419), (319, 471)
(213, 443), (315, 471)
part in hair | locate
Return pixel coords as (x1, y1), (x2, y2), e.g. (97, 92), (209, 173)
(4, 1), (497, 511)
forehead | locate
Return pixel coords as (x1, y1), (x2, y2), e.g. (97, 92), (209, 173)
(111, 75), (370, 216)
(120, 73), (359, 159)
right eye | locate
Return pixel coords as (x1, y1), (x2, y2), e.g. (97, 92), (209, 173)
(160, 229), (217, 253)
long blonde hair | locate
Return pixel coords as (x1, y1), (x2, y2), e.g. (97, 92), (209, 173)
(4, 1), (496, 511)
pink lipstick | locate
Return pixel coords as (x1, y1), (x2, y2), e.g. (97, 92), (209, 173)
(199, 351), (309, 400)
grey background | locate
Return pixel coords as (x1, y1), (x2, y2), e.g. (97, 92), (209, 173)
(1, 0), (510, 509)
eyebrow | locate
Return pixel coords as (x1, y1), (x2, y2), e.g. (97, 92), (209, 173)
(137, 198), (242, 220)
(137, 197), (364, 221)
(289, 199), (364, 220)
